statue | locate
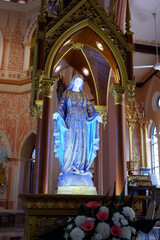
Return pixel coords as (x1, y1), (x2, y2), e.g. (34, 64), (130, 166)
(53, 75), (102, 190)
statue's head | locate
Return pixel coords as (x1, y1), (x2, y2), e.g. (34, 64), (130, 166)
(67, 74), (84, 91)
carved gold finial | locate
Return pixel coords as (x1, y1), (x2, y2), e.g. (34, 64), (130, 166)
(94, 105), (108, 128)
(72, 42), (84, 50)
(30, 104), (35, 122)
(110, 83), (126, 105)
(39, 0), (46, 21)
(35, 100), (43, 119)
(109, 0), (117, 22)
(125, 0), (132, 34)
(127, 80), (136, 106)
(42, 77), (57, 98)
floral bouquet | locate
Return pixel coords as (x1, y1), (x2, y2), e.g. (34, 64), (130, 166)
(41, 182), (159, 240)
(127, 176), (136, 187)
(64, 189), (136, 240)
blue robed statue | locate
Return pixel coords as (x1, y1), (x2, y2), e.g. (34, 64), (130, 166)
(53, 75), (102, 189)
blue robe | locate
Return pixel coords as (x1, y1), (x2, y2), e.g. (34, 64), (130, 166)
(53, 89), (100, 175)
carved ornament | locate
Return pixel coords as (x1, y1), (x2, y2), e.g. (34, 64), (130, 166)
(45, 0), (127, 64)
(94, 105), (108, 127)
(110, 83), (126, 105)
(72, 42), (84, 50)
(35, 100), (43, 119)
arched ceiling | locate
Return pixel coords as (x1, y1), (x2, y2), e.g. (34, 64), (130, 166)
(51, 27), (118, 105)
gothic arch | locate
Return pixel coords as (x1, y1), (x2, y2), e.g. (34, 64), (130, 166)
(45, 20), (128, 85)
(18, 131), (36, 158)
(45, 21), (128, 105)
(24, 17), (37, 42)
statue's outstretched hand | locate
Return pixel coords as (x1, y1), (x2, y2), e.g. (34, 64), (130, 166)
(97, 115), (102, 123)
(53, 113), (58, 120)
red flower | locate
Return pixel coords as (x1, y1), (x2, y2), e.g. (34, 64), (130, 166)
(110, 225), (122, 237)
(81, 220), (94, 231)
(96, 211), (109, 221)
(86, 201), (100, 208)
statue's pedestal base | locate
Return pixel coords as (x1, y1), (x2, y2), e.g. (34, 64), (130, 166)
(57, 186), (97, 195)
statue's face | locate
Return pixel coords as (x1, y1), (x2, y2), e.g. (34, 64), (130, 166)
(73, 77), (83, 89)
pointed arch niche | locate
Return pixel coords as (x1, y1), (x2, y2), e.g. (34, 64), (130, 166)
(34, 0), (132, 195)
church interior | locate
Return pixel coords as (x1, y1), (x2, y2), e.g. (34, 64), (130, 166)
(0, 0), (160, 239)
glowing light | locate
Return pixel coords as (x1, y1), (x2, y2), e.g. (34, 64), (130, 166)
(55, 65), (62, 73)
(82, 67), (89, 76)
(96, 41), (104, 51)
(63, 39), (71, 46)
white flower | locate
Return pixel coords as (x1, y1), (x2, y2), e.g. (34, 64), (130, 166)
(91, 233), (103, 240)
(130, 226), (136, 235)
(112, 212), (124, 227)
(66, 224), (73, 231)
(64, 232), (69, 239)
(67, 217), (73, 222)
(99, 206), (109, 214)
(120, 216), (128, 226)
(120, 226), (131, 239)
(87, 217), (96, 221)
(70, 227), (85, 240)
(74, 215), (87, 227)
(122, 207), (135, 221)
(96, 222), (110, 239)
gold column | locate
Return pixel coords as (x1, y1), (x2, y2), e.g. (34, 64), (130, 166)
(128, 121), (135, 162)
(33, 100), (43, 193)
(139, 122), (145, 168)
(39, 76), (57, 194)
(94, 105), (108, 194)
(110, 83), (126, 195)
(143, 119), (149, 168)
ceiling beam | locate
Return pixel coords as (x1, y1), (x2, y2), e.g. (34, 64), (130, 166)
(134, 43), (160, 55)
(136, 70), (158, 88)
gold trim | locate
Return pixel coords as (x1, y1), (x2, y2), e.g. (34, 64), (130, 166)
(45, 18), (128, 88)
(35, 100), (43, 119)
(110, 83), (126, 105)
(42, 77), (57, 98)
(94, 105), (108, 127)
(81, 48), (99, 104)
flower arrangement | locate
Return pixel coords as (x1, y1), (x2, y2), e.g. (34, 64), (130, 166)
(41, 182), (159, 240)
(64, 198), (136, 240)
(127, 176), (136, 187)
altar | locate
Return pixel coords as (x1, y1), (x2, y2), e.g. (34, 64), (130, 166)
(19, 194), (150, 240)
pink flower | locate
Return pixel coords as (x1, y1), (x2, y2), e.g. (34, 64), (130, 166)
(81, 220), (94, 231)
(96, 211), (109, 221)
(110, 225), (122, 237)
(86, 201), (100, 208)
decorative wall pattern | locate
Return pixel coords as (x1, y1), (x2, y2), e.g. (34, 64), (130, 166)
(0, 93), (37, 157)
(8, 22), (24, 72)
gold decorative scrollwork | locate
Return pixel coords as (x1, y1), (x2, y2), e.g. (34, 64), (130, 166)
(42, 77), (57, 98)
(45, 0), (127, 64)
(94, 105), (108, 127)
(72, 42), (84, 50)
(110, 83), (126, 105)
(35, 100), (43, 119)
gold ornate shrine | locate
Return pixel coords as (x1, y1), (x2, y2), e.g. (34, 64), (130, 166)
(30, 0), (135, 195)
(19, 194), (150, 240)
